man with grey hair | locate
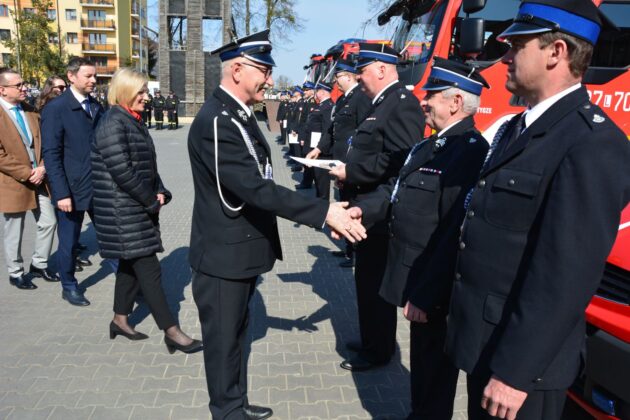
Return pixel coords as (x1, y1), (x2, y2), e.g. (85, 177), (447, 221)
(0, 68), (58, 290)
(346, 57), (490, 419)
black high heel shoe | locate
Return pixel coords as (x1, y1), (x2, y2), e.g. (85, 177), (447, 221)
(109, 321), (149, 341)
(164, 336), (203, 354)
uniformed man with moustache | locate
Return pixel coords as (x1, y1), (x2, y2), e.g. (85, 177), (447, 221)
(286, 87), (303, 168)
(329, 43), (425, 371)
(298, 81), (334, 199)
(308, 57), (371, 267)
(152, 90), (166, 130)
(187, 30), (367, 420)
(445, 1), (630, 419)
(348, 58), (490, 419)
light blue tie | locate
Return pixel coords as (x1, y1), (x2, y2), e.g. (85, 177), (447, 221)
(12, 105), (36, 168)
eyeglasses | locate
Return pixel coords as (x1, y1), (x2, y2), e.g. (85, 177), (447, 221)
(2, 82), (27, 89)
(239, 62), (273, 79)
(53, 85), (66, 91)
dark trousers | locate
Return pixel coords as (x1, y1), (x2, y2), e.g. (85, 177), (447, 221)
(339, 187), (354, 258)
(55, 209), (85, 291)
(354, 232), (397, 362)
(408, 318), (459, 419)
(192, 271), (257, 420)
(314, 165), (331, 200)
(113, 254), (176, 330)
(300, 147), (314, 187)
(467, 374), (567, 420)
(280, 126), (286, 144)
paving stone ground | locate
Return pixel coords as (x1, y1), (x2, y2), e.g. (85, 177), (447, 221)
(0, 118), (468, 420)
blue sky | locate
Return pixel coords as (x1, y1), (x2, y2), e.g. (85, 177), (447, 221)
(149, 0), (399, 85)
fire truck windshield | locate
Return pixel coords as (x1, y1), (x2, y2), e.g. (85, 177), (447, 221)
(392, 0), (447, 86)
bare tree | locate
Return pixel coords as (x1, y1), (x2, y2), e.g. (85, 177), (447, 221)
(231, 0), (304, 46)
(274, 74), (292, 90)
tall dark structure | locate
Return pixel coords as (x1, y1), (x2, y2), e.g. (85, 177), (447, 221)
(159, 0), (232, 116)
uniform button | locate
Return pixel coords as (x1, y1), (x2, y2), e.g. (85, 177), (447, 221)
(391, 215), (395, 220)
(478, 179), (486, 188)
(246, 234), (252, 238)
(534, 378), (542, 383)
(508, 179), (516, 186)
(395, 198), (400, 203)
(455, 273), (461, 280)
(467, 210), (475, 219)
(390, 233), (395, 238)
(420, 180), (425, 186)
(357, 185), (361, 190)
(401, 182), (406, 187)
(459, 242), (466, 250)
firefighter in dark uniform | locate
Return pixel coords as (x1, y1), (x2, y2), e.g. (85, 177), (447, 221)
(187, 30), (366, 420)
(143, 92), (153, 128)
(152, 90), (166, 130)
(275, 92), (289, 144)
(298, 81), (334, 199)
(165, 90), (180, 129)
(286, 87), (303, 168)
(351, 58), (490, 419)
(329, 43), (425, 371)
(294, 81), (316, 176)
(444, 2), (630, 419)
(308, 58), (371, 266)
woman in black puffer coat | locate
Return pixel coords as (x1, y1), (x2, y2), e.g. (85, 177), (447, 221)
(92, 68), (201, 354)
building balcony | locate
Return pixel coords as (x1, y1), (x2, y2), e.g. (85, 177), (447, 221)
(80, 0), (114, 7)
(96, 65), (117, 76)
(81, 19), (115, 30)
(82, 43), (116, 54)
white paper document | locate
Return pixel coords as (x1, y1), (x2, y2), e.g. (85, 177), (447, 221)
(290, 156), (343, 169)
(310, 132), (321, 148)
(282, 120), (287, 128)
(288, 133), (299, 144)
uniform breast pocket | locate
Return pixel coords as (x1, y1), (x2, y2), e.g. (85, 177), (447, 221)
(402, 174), (440, 216)
(485, 168), (542, 230)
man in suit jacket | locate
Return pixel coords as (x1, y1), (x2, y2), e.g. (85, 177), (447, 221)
(42, 57), (104, 307)
(329, 43), (425, 372)
(308, 58), (371, 266)
(445, 1), (630, 419)
(187, 30), (366, 420)
(348, 58), (490, 419)
(0, 68), (59, 290)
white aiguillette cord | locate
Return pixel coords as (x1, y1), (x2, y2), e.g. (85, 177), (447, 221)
(212, 116), (273, 212)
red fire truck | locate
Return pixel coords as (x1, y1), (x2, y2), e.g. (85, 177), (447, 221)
(378, 0), (630, 418)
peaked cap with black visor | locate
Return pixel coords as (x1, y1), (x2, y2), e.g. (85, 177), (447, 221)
(211, 29), (276, 67)
(334, 57), (360, 75)
(422, 57), (490, 96)
(356, 43), (400, 68)
(497, 0), (614, 46)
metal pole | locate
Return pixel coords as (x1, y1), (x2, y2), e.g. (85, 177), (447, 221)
(139, 20), (143, 73)
(12, 0), (21, 74)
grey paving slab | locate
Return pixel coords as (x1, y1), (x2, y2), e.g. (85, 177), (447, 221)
(0, 120), (468, 419)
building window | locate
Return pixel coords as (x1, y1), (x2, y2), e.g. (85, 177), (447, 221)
(66, 32), (78, 44)
(0, 5), (9, 17)
(22, 7), (35, 15)
(65, 9), (76, 20)
(87, 10), (106, 20)
(47, 9), (56, 20)
(0, 29), (10, 41)
(88, 33), (107, 44)
(2, 53), (11, 65)
(48, 33), (59, 43)
(92, 56), (108, 66)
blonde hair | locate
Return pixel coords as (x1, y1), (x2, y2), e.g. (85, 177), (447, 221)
(107, 67), (147, 107)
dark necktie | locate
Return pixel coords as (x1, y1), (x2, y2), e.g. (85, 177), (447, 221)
(82, 98), (92, 118)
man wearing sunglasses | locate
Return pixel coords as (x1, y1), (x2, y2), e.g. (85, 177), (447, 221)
(0, 68), (59, 290)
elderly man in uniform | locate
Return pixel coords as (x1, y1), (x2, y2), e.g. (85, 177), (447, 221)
(187, 30), (366, 420)
(329, 43), (425, 371)
(347, 58), (490, 419)
(445, 1), (630, 419)
(308, 57), (371, 267)
(0, 68), (59, 290)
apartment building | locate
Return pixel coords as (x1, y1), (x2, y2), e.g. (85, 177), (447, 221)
(0, 0), (148, 84)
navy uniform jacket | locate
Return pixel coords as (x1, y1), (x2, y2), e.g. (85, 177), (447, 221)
(320, 86), (371, 161)
(344, 81), (424, 208)
(298, 98), (316, 143)
(276, 100), (288, 122)
(188, 87), (329, 280)
(304, 98), (333, 155)
(286, 99), (303, 133)
(446, 87), (630, 392)
(41, 88), (104, 210)
(357, 116), (488, 310)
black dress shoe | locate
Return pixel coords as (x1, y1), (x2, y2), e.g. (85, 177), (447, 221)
(345, 340), (363, 353)
(164, 336), (203, 354)
(340, 355), (388, 372)
(29, 264), (60, 282)
(295, 184), (312, 190)
(62, 289), (90, 306)
(9, 275), (37, 290)
(339, 257), (354, 268)
(76, 242), (88, 251)
(331, 250), (347, 258)
(109, 321), (149, 340)
(74, 263), (84, 272)
(243, 404), (273, 420)
(75, 257), (92, 267)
